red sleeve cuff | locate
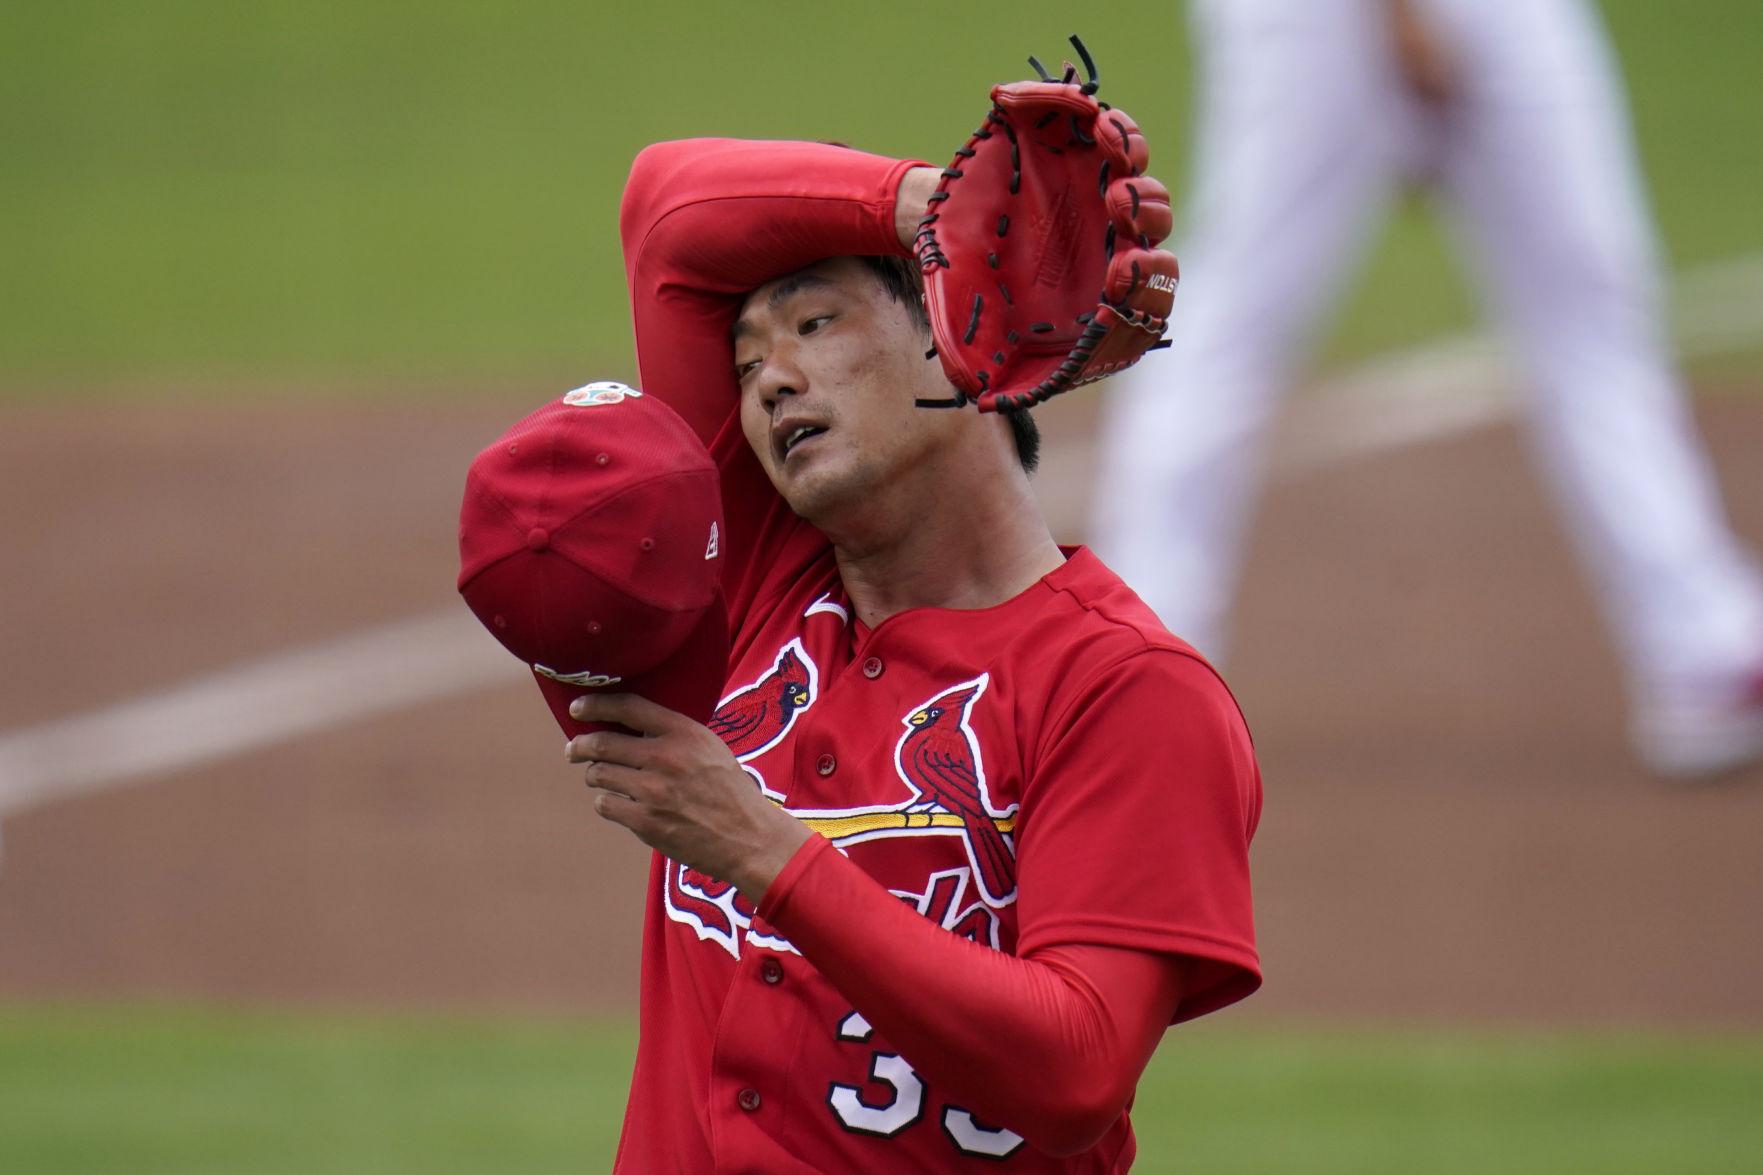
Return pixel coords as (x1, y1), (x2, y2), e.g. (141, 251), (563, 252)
(755, 828), (836, 926)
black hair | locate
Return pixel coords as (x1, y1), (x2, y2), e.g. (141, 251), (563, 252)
(856, 254), (1041, 474)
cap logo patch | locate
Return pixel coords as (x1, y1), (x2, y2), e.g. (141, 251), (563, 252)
(705, 521), (720, 560)
(562, 381), (643, 408)
(533, 663), (623, 688)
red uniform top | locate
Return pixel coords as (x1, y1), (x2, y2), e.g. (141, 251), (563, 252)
(615, 139), (1262, 1173)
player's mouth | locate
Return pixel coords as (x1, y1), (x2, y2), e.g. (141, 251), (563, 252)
(773, 419), (830, 466)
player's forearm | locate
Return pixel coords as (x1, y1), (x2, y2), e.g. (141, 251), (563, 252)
(620, 138), (920, 295)
(758, 835), (1178, 1157)
(617, 138), (925, 443)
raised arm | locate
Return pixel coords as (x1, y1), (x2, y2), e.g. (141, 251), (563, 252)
(618, 140), (933, 632)
(618, 138), (927, 444)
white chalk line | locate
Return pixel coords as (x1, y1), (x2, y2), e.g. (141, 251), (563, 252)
(3, 252), (1762, 819)
(0, 612), (524, 816)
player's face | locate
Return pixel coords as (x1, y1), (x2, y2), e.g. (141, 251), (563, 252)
(733, 258), (964, 528)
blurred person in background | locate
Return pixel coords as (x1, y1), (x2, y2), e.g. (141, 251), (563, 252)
(1092, 0), (1763, 779)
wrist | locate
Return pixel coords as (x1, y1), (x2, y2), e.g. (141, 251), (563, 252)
(731, 812), (815, 905)
(894, 166), (942, 250)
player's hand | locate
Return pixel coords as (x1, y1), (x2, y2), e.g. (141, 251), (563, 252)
(564, 694), (813, 901)
(1385, 0), (1458, 108)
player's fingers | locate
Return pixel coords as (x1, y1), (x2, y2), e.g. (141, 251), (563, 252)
(1096, 105), (1149, 175)
(570, 692), (687, 736)
(587, 783), (648, 831)
(1106, 174), (1172, 246)
(582, 760), (650, 802)
(565, 729), (655, 768)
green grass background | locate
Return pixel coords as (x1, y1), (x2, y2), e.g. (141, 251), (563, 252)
(4, 2), (1761, 1169)
(3, 0), (1760, 391)
(4, 1006), (1762, 1174)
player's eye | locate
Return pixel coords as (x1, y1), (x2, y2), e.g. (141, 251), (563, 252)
(734, 357), (761, 380)
(799, 314), (833, 336)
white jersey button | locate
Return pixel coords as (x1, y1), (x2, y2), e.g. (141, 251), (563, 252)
(862, 656), (884, 679)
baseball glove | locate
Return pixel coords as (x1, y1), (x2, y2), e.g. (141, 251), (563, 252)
(913, 37), (1178, 413)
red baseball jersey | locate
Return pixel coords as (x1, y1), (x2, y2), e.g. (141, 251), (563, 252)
(613, 139), (1262, 1173)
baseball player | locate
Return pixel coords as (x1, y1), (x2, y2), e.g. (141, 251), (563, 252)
(532, 87), (1260, 1170)
(1092, 0), (1763, 778)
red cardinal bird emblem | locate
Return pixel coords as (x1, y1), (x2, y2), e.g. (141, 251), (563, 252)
(894, 675), (1017, 907)
(710, 639), (817, 761)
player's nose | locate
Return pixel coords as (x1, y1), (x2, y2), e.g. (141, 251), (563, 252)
(755, 345), (807, 408)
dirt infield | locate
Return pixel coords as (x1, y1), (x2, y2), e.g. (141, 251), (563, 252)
(2, 390), (1760, 1024)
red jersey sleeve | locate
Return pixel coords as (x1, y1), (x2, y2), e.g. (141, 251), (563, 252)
(758, 835), (1185, 1158)
(753, 646), (1261, 1153)
(618, 139), (924, 638)
(1016, 646), (1263, 1022)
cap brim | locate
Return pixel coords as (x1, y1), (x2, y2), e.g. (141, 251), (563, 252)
(534, 592), (730, 737)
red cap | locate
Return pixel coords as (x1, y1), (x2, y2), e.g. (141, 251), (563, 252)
(457, 382), (728, 737)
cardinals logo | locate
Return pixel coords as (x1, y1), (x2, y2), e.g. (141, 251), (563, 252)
(664, 862), (798, 959)
(709, 639), (818, 761)
(894, 675), (1017, 908)
(892, 867), (1001, 949)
